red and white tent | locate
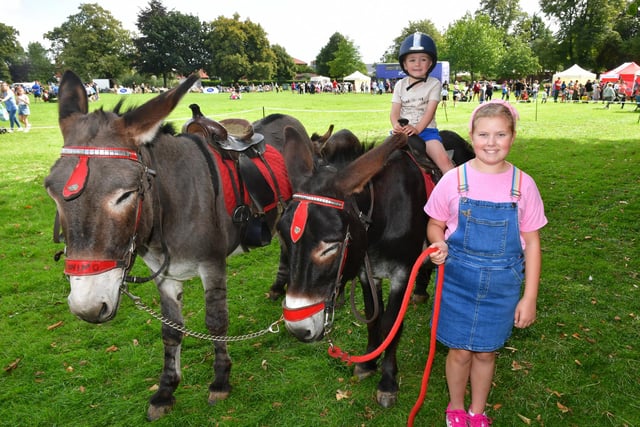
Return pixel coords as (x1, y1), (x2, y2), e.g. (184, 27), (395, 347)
(600, 62), (640, 87)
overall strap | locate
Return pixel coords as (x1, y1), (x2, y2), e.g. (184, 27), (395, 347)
(456, 164), (468, 194)
(457, 163), (523, 199)
(511, 166), (522, 200)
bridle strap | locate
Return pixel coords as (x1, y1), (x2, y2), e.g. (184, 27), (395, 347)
(54, 145), (169, 283)
(65, 259), (124, 275)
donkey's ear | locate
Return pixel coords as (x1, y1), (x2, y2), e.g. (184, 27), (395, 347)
(58, 70), (89, 138)
(283, 126), (315, 190)
(335, 133), (407, 196)
(117, 74), (200, 146)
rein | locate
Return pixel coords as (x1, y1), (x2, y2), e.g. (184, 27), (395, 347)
(326, 247), (445, 426)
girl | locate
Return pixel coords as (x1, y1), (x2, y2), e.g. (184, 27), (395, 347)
(0, 82), (22, 132)
(16, 85), (31, 131)
(425, 100), (547, 427)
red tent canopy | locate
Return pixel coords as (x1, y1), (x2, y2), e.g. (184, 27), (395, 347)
(600, 62), (640, 87)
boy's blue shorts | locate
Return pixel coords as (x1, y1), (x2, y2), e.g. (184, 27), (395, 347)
(418, 128), (442, 142)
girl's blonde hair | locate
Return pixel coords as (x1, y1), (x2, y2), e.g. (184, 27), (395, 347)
(469, 99), (519, 133)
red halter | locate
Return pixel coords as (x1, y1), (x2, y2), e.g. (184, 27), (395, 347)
(58, 146), (149, 276)
(282, 193), (350, 329)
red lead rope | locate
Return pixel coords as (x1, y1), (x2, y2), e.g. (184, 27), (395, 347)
(326, 247), (444, 425)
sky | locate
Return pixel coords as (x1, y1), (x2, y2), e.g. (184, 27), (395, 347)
(5, 0), (541, 64)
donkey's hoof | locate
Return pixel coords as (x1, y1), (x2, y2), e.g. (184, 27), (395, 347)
(267, 290), (283, 301)
(353, 364), (377, 380)
(376, 390), (398, 408)
(208, 390), (230, 405)
(147, 403), (173, 421)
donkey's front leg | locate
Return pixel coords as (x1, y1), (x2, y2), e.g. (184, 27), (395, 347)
(147, 278), (184, 421)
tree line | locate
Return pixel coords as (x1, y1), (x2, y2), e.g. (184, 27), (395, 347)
(1, 0), (639, 87)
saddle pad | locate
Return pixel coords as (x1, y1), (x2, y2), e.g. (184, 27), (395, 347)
(209, 145), (292, 216)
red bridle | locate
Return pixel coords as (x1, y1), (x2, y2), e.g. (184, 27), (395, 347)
(58, 146), (150, 277)
(282, 193), (350, 329)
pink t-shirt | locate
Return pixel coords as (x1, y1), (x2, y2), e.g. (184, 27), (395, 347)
(424, 163), (547, 248)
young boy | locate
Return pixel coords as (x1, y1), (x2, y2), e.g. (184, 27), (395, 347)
(390, 32), (453, 175)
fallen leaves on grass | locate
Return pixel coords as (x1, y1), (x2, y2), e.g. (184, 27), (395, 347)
(3, 358), (21, 372)
(336, 389), (352, 401)
(557, 401), (571, 413)
(105, 345), (119, 353)
(517, 413), (531, 424)
(47, 321), (64, 330)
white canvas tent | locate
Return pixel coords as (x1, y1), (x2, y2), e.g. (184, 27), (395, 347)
(552, 64), (596, 85)
(343, 70), (371, 93)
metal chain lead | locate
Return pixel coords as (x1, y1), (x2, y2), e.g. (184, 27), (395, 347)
(120, 285), (283, 342)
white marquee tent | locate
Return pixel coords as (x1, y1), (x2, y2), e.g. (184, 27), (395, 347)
(343, 70), (371, 93)
(552, 64), (596, 85)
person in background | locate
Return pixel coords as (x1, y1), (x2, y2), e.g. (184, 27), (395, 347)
(32, 80), (42, 102)
(0, 82), (22, 132)
(15, 85), (31, 132)
(425, 100), (547, 427)
(603, 82), (616, 109)
(390, 32), (453, 175)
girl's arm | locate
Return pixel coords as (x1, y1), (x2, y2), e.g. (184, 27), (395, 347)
(514, 230), (541, 328)
(426, 218), (448, 264)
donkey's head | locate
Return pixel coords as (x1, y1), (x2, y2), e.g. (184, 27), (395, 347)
(278, 127), (406, 341)
(44, 70), (198, 323)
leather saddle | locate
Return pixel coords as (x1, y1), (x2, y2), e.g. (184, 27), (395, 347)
(182, 105), (282, 249)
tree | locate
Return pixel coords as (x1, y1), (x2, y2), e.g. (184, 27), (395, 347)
(327, 38), (367, 79)
(539, 0), (625, 70)
(315, 33), (347, 76)
(45, 3), (134, 81)
(206, 14), (276, 83)
(445, 14), (505, 80)
(382, 20), (443, 64)
(495, 35), (541, 79)
(134, 0), (209, 87)
(25, 42), (56, 82)
(478, 0), (525, 33)
(0, 23), (23, 81)
(513, 13), (561, 73)
(271, 44), (296, 83)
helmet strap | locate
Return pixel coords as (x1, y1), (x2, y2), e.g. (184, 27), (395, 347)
(406, 76), (428, 91)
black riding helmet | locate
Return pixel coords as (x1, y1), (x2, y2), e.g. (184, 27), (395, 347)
(398, 32), (438, 78)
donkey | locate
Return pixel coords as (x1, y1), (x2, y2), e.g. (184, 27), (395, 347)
(276, 126), (428, 408)
(44, 70), (291, 420)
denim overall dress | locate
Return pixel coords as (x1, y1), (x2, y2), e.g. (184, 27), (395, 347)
(436, 164), (525, 352)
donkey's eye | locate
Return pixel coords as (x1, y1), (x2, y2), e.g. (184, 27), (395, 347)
(320, 242), (340, 257)
(312, 241), (341, 265)
(116, 190), (137, 204)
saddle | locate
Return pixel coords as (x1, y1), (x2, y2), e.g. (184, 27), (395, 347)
(404, 134), (455, 184)
(182, 106), (289, 249)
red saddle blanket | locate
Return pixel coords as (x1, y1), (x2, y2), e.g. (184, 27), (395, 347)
(208, 144), (292, 215)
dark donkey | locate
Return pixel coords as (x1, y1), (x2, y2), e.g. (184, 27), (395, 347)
(277, 127), (428, 408)
(44, 71), (291, 420)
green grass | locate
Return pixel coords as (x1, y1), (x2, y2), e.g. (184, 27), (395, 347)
(1, 91), (639, 426)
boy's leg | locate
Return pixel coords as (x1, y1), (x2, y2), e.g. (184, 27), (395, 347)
(425, 139), (454, 174)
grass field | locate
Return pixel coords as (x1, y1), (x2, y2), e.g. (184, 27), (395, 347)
(0, 89), (638, 427)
